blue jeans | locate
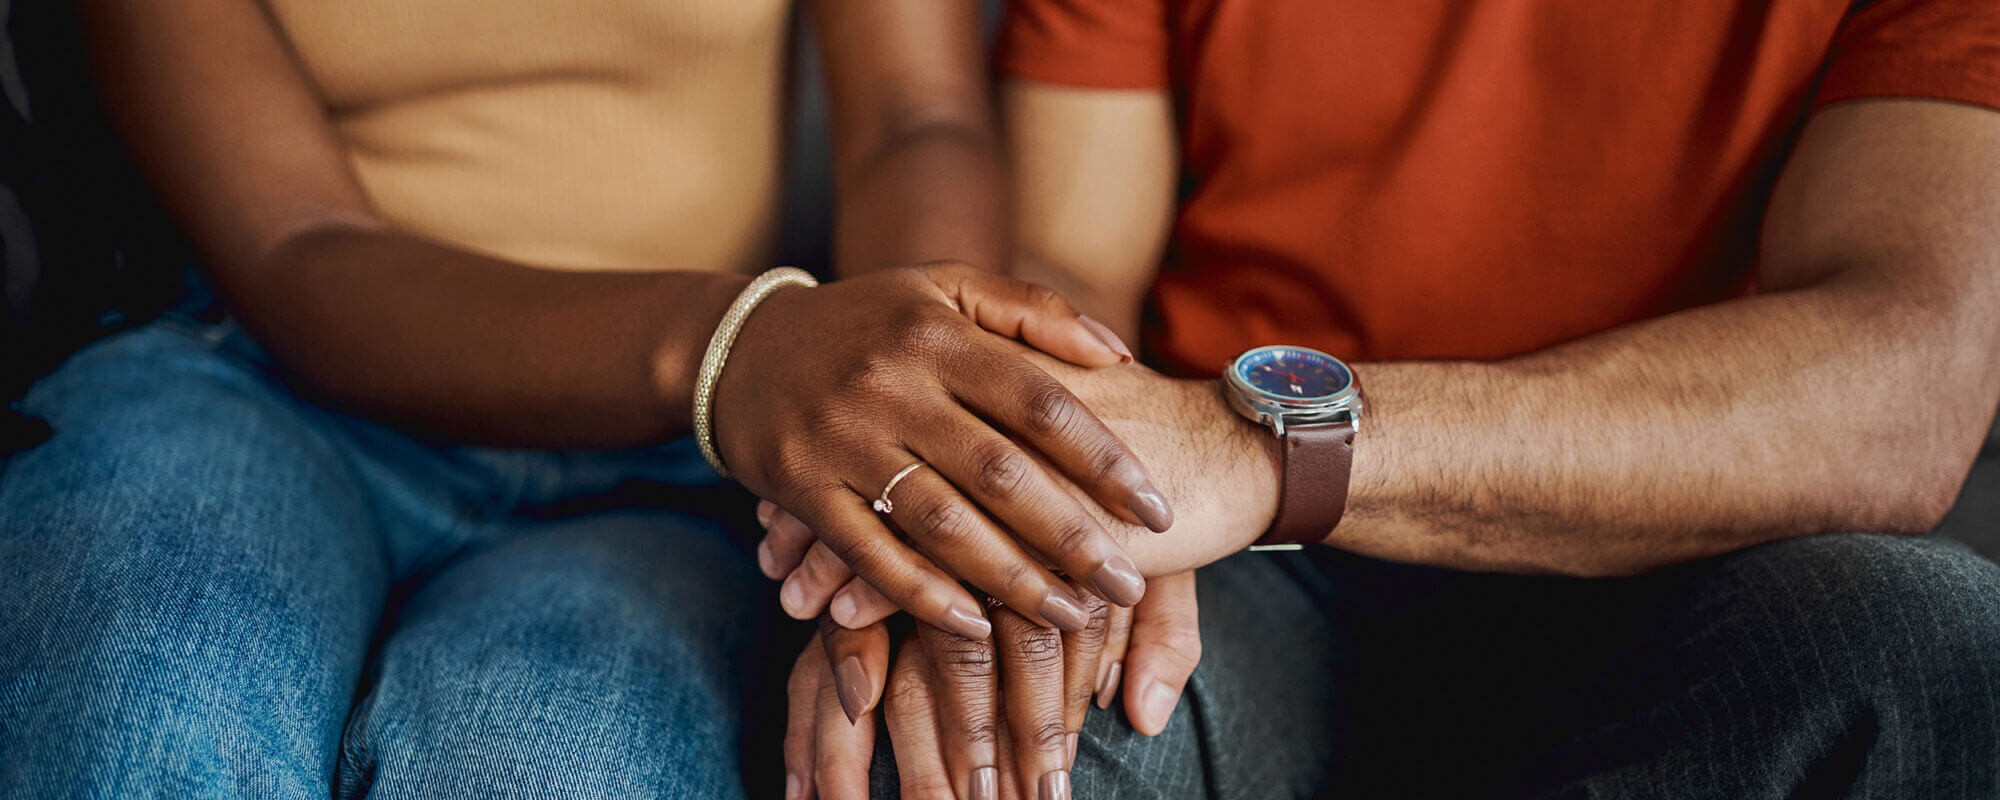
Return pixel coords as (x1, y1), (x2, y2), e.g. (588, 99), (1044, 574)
(0, 317), (779, 798)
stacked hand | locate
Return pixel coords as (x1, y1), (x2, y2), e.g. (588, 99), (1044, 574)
(714, 262), (1178, 640)
(752, 341), (1284, 798)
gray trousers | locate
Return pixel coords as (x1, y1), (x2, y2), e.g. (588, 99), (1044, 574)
(872, 534), (2000, 799)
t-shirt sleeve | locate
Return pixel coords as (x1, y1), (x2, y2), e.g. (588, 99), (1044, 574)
(996, 0), (1172, 90)
(1814, 0), (2000, 111)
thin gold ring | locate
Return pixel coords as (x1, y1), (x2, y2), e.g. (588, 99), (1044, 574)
(872, 462), (928, 515)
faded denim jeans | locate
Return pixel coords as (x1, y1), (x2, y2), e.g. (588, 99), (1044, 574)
(0, 316), (783, 798)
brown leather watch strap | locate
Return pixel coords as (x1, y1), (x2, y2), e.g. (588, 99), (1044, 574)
(1254, 421), (1355, 548)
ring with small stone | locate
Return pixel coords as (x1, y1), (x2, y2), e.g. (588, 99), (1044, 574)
(872, 462), (929, 515)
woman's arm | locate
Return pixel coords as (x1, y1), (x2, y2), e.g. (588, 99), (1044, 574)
(81, 0), (1170, 634)
(815, 0), (1008, 278)
(79, 0), (750, 446)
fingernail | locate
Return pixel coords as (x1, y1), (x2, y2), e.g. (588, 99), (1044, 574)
(1078, 315), (1133, 363)
(835, 656), (870, 725)
(1039, 769), (1072, 800)
(970, 766), (998, 800)
(784, 773), (804, 800)
(830, 591), (858, 627)
(1089, 553), (1146, 607)
(1037, 590), (1092, 633)
(756, 540), (779, 579)
(1139, 679), (1177, 735)
(941, 605), (994, 640)
(1095, 660), (1122, 710)
(1128, 480), (1175, 532)
(780, 579), (807, 617)
(1067, 732), (1079, 766)
(757, 500), (776, 527)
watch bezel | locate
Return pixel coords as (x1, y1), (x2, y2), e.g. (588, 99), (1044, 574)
(1225, 345), (1363, 436)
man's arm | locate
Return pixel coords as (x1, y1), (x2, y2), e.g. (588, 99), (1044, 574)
(1012, 84), (2000, 577)
(813, 0), (1006, 276)
(1004, 82), (1178, 340)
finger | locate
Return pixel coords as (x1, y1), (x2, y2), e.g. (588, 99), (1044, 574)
(819, 615), (892, 724)
(908, 416), (1149, 611)
(1096, 605), (1134, 710)
(881, 462), (1101, 632)
(828, 576), (900, 630)
(924, 621), (1001, 800)
(760, 502), (818, 580)
(785, 485), (994, 641)
(1123, 571), (1202, 737)
(814, 636), (878, 800)
(883, 629), (956, 800)
(994, 607), (1071, 799)
(926, 263), (1132, 368)
(1059, 588), (1113, 753)
(948, 334), (1175, 536)
(784, 637), (823, 800)
(780, 541), (853, 621)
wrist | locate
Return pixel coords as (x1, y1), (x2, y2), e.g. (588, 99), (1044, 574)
(1205, 380), (1283, 549)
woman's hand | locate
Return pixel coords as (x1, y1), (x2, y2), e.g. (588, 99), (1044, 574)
(715, 263), (1169, 639)
(784, 574), (1204, 799)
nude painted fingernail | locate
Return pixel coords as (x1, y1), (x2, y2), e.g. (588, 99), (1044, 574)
(835, 656), (870, 725)
(756, 540), (779, 579)
(1077, 315), (1133, 362)
(830, 591), (858, 627)
(757, 500), (776, 527)
(1038, 591), (1092, 633)
(1067, 732), (1079, 766)
(970, 766), (999, 800)
(1139, 679), (1177, 735)
(1090, 553), (1146, 607)
(1129, 481), (1175, 532)
(1096, 660), (1122, 710)
(784, 773), (805, 800)
(1039, 769), (1072, 800)
(942, 605), (994, 640)
(780, 580), (807, 617)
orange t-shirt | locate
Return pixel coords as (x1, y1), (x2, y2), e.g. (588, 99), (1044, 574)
(998, 0), (2000, 375)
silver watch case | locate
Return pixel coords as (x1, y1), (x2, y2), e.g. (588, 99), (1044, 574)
(1223, 347), (1364, 437)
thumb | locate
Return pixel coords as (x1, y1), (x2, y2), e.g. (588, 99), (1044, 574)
(926, 262), (1134, 368)
(1122, 571), (1201, 736)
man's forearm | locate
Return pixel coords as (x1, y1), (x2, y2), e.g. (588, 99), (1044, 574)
(229, 226), (746, 448)
(1345, 279), (1997, 576)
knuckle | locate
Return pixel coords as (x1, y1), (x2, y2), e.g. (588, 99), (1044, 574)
(1043, 519), (1100, 561)
(885, 667), (932, 710)
(971, 443), (1033, 501)
(1160, 628), (1204, 666)
(935, 637), (997, 678)
(909, 495), (974, 546)
(1028, 719), (1073, 749)
(1008, 630), (1065, 668)
(1021, 383), (1079, 438)
(1022, 282), (1065, 310)
(1089, 445), (1138, 487)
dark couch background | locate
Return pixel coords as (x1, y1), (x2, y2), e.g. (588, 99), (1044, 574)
(3, 0), (1995, 558)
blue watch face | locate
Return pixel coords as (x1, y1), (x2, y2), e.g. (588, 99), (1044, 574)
(1235, 347), (1352, 401)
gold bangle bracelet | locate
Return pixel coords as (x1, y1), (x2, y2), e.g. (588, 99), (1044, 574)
(693, 266), (818, 477)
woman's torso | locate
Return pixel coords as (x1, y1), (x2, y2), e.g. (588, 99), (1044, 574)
(264, 0), (791, 274)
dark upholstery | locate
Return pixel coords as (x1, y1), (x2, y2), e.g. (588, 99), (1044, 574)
(2, 0), (1994, 558)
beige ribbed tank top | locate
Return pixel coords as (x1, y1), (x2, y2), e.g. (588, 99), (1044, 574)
(263, 0), (791, 274)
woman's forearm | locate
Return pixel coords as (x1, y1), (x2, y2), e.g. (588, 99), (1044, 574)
(226, 225), (748, 448)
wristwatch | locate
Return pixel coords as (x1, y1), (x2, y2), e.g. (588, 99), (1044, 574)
(1222, 345), (1363, 551)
